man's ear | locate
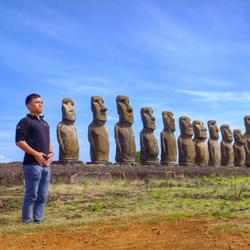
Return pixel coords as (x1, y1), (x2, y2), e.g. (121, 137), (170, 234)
(26, 103), (31, 111)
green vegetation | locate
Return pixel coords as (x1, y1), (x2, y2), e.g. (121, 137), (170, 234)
(135, 151), (140, 162)
(0, 175), (249, 235)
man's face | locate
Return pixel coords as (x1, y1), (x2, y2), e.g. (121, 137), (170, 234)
(62, 99), (76, 122)
(27, 97), (43, 115)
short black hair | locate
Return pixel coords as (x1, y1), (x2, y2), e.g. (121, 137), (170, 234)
(25, 93), (41, 105)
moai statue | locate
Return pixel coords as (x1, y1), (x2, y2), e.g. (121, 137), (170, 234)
(193, 120), (209, 167)
(244, 116), (250, 167)
(220, 124), (234, 167)
(88, 96), (109, 163)
(178, 116), (195, 166)
(114, 95), (136, 163)
(207, 120), (221, 167)
(57, 98), (79, 162)
(233, 129), (246, 167)
(160, 111), (177, 166)
(140, 107), (159, 164)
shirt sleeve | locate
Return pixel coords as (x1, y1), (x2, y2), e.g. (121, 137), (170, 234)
(15, 118), (29, 142)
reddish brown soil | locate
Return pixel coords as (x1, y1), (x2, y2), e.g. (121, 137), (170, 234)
(0, 218), (249, 250)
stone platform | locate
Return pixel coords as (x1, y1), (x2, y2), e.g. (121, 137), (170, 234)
(0, 162), (249, 186)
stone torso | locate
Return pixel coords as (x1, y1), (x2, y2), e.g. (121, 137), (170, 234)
(57, 122), (79, 161)
(178, 136), (195, 166)
(208, 139), (221, 166)
(244, 133), (250, 166)
(140, 130), (159, 163)
(88, 123), (109, 162)
(161, 131), (177, 165)
(194, 140), (209, 167)
(233, 143), (246, 167)
(220, 141), (234, 167)
(115, 124), (136, 162)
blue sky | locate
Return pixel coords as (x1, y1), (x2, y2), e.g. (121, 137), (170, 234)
(1, 0), (250, 163)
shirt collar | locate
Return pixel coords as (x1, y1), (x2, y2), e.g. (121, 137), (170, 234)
(27, 113), (44, 120)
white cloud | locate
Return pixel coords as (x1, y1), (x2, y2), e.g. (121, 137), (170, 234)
(126, 3), (217, 59)
(48, 76), (117, 95)
(180, 76), (236, 87)
(174, 89), (250, 103)
(107, 115), (117, 121)
(0, 154), (12, 163)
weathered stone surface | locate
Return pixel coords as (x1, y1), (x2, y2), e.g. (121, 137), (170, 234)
(1, 163), (249, 186)
(193, 120), (209, 167)
(57, 98), (79, 161)
(207, 120), (221, 167)
(114, 96), (136, 163)
(140, 107), (159, 164)
(233, 129), (246, 167)
(220, 124), (234, 167)
(160, 111), (177, 166)
(244, 116), (250, 167)
(88, 96), (109, 163)
(178, 116), (195, 166)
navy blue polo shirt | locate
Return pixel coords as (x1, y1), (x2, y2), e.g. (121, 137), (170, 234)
(15, 114), (50, 165)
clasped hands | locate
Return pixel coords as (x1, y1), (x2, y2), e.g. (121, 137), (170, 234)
(34, 151), (54, 166)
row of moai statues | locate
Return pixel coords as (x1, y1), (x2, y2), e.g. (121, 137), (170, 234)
(56, 96), (250, 167)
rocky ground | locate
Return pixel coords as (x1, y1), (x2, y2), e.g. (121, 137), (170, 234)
(0, 162), (249, 185)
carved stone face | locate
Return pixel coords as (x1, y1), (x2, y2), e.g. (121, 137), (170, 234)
(207, 120), (219, 140)
(220, 124), (233, 143)
(233, 129), (246, 144)
(179, 116), (193, 137)
(141, 107), (156, 130)
(116, 95), (134, 125)
(244, 116), (250, 133)
(91, 96), (107, 122)
(62, 98), (76, 122)
(162, 111), (175, 132)
(193, 120), (207, 140)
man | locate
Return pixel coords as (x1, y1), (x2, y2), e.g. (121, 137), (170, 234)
(16, 93), (53, 224)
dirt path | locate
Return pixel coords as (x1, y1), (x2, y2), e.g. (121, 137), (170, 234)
(0, 218), (249, 250)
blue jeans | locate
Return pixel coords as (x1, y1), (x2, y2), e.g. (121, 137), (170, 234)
(22, 165), (51, 223)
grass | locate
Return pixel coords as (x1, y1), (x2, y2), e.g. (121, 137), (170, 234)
(0, 176), (249, 235)
(212, 221), (250, 233)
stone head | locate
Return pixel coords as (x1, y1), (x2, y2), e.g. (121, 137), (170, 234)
(233, 129), (246, 145)
(220, 124), (233, 143)
(62, 98), (76, 122)
(141, 107), (156, 130)
(162, 111), (175, 132)
(179, 116), (193, 137)
(207, 120), (219, 140)
(193, 120), (207, 140)
(244, 116), (250, 133)
(116, 95), (134, 125)
(91, 96), (107, 122)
